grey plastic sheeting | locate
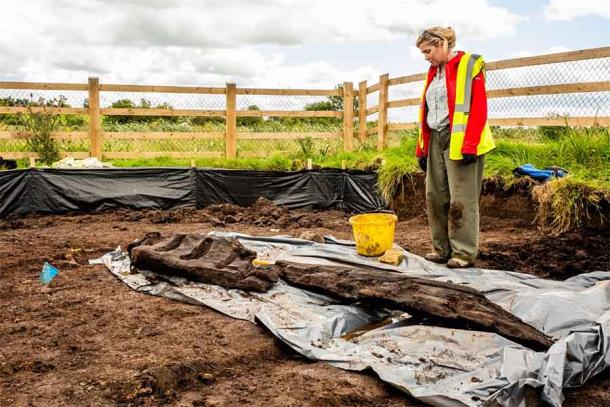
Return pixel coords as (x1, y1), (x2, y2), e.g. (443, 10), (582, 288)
(91, 232), (610, 406)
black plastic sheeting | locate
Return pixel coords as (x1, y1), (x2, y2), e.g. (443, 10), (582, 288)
(0, 168), (385, 218)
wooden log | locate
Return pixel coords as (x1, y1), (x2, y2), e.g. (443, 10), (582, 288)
(377, 74), (389, 151)
(126, 233), (553, 350)
(99, 84), (226, 94)
(225, 83), (237, 158)
(236, 110), (341, 118)
(0, 107), (88, 115)
(358, 81), (367, 142)
(0, 81), (88, 91)
(88, 77), (102, 159)
(486, 46), (610, 71)
(100, 108), (225, 117)
(342, 82), (354, 152)
(236, 88), (340, 96)
(277, 261), (554, 351)
(366, 105), (379, 115)
(128, 233), (279, 292)
(237, 132), (340, 140)
(103, 151), (223, 159)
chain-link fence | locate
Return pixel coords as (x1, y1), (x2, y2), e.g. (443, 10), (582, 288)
(234, 92), (343, 159)
(0, 88), (90, 156)
(383, 54), (610, 123)
(0, 48), (608, 162)
(378, 51), (610, 147)
(99, 90), (227, 156)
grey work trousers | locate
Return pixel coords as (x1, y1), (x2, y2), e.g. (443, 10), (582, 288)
(425, 127), (484, 262)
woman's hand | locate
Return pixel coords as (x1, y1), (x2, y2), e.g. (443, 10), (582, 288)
(460, 154), (477, 165)
(418, 156), (427, 172)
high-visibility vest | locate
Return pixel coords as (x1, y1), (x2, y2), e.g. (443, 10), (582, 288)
(418, 53), (495, 160)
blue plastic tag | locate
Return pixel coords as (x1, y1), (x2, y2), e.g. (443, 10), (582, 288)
(40, 262), (59, 284)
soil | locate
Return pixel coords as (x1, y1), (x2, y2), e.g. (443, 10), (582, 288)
(1, 196), (608, 406)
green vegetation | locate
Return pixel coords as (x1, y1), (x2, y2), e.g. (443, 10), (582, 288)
(19, 97), (66, 164)
(0, 92), (607, 234)
(88, 126), (608, 187)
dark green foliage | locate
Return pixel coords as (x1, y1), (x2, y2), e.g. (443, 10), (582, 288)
(237, 105), (263, 127)
(20, 97), (63, 164)
(103, 98), (178, 125)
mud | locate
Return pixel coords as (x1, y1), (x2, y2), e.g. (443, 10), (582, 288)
(391, 175), (609, 278)
(448, 201), (465, 230)
(0, 196), (608, 406)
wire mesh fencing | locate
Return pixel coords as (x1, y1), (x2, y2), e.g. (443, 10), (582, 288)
(235, 92), (343, 159)
(383, 54), (610, 127)
(0, 88), (90, 156)
(99, 90), (227, 155)
(0, 48), (607, 162)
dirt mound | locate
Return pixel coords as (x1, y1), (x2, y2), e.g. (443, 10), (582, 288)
(479, 229), (609, 279)
(0, 204), (607, 406)
(204, 198), (336, 229)
(117, 360), (216, 404)
(107, 198), (348, 230)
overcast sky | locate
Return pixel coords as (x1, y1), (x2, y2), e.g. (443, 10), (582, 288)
(1, 0), (608, 88)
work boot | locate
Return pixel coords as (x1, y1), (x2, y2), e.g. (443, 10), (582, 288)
(447, 257), (473, 268)
(424, 252), (449, 264)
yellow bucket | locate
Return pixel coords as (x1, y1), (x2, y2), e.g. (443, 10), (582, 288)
(349, 213), (398, 257)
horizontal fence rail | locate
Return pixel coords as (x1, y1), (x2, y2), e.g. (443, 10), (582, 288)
(0, 46), (608, 161)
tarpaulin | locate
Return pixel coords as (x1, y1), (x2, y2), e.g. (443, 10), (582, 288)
(0, 168), (385, 218)
(92, 232), (610, 406)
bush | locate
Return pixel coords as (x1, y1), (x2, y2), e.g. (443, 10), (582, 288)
(21, 97), (62, 164)
(237, 105), (263, 127)
(0, 96), (30, 126)
(538, 126), (568, 140)
(103, 98), (178, 125)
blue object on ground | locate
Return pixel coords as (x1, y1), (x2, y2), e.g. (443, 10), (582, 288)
(512, 163), (568, 181)
(40, 262), (59, 284)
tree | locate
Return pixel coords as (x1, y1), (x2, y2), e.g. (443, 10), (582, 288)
(237, 105), (263, 127)
(21, 97), (62, 164)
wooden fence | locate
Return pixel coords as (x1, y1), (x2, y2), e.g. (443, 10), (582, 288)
(0, 46), (608, 161)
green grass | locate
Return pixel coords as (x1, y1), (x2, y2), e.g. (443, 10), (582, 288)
(4, 124), (608, 234)
(4, 122), (609, 191)
(111, 154), (294, 171)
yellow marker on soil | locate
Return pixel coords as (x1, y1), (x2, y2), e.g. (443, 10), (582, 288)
(252, 258), (272, 267)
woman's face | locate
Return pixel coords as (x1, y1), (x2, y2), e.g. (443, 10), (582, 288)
(418, 41), (447, 67)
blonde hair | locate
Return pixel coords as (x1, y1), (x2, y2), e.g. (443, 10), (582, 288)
(416, 26), (456, 50)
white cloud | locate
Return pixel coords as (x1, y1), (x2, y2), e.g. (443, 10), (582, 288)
(0, 0), (523, 87)
(510, 45), (573, 58)
(544, 0), (610, 21)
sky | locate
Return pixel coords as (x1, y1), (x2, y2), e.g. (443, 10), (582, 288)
(0, 0), (608, 89)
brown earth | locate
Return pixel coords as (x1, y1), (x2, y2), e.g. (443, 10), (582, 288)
(0, 196), (608, 406)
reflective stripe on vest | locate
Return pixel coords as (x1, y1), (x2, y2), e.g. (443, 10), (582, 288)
(417, 80), (427, 151)
(449, 53), (495, 160)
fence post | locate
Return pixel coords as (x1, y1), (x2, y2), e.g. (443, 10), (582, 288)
(377, 73), (389, 151)
(358, 80), (367, 142)
(225, 82), (237, 158)
(342, 82), (354, 152)
(88, 77), (102, 159)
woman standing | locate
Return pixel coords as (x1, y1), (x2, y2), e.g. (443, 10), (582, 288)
(415, 26), (495, 268)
